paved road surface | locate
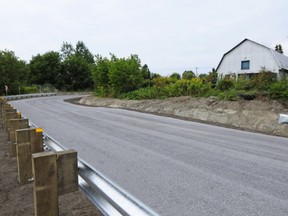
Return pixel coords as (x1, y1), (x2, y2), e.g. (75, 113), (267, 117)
(10, 96), (288, 216)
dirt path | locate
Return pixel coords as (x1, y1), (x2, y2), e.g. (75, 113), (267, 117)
(0, 123), (101, 216)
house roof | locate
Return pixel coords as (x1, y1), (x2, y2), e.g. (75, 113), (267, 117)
(216, 38), (288, 71)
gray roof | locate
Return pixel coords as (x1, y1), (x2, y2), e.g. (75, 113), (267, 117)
(270, 48), (288, 69)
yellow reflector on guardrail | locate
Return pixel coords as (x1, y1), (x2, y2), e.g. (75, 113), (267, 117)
(17, 112), (22, 118)
(36, 128), (43, 133)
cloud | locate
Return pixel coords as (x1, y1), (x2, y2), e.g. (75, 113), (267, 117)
(1, 0), (288, 74)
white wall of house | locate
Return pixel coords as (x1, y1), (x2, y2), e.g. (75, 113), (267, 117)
(217, 40), (280, 77)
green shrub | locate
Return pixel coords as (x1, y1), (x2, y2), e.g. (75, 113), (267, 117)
(251, 70), (277, 91)
(171, 79), (190, 96)
(21, 86), (39, 94)
(114, 71), (288, 101)
(152, 77), (177, 87)
(182, 70), (196, 80)
(217, 79), (234, 91)
(200, 83), (215, 97)
(170, 78), (212, 97)
(187, 78), (203, 96)
(269, 80), (288, 100)
(218, 89), (238, 101)
(122, 86), (169, 100)
(94, 85), (112, 97)
(234, 78), (253, 91)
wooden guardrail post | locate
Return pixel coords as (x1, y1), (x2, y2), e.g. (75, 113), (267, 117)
(15, 128), (44, 183)
(3, 109), (17, 129)
(2, 104), (14, 110)
(1, 104), (14, 117)
(57, 149), (78, 195)
(0, 98), (6, 118)
(16, 128), (43, 153)
(32, 152), (58, 216)
(1, 99), (79, 214)
(16, 142), (32, 183)
(7, 119), (29, 156)
(31, 128), (44, 153)
(32, 149), (78, 215)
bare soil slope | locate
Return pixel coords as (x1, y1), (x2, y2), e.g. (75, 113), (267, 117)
(78, 96), (288, 137)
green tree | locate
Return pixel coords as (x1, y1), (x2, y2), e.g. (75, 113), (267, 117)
(29, 51), (61, 87)
(75, 41), (95, 64)
(59, 41), (94, 91)
(182, 70), (195, 79)
(60, 55), (93, 91)
(198, 74), (207, 79)
(275, 44), (284, 54)
(206, 68), (218, 88)
(151, 73), (161, 79)
(141, 64), (151, 79)
(108, 54), (143, 95)
(60, 42), (75, 60)
(170, 72), (181, 80)
(92, 55), (110, 96)
(0, 50), (28, 95)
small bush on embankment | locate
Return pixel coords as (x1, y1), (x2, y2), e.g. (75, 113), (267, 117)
(269, 79), (288, 100)
(117, 78), (288, 102)
(20, 85), (39, 94)
(120, 78), (215, 99)
(93, 66), (288, 102)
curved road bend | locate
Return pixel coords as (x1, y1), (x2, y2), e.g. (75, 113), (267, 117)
(11, 96), (288, 216)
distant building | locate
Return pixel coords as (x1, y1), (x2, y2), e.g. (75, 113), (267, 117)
(216, 38), (288, 80)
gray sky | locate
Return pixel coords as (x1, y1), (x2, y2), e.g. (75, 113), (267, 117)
(1, 0), (288, 76)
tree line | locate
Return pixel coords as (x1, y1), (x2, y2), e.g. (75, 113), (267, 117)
(1, 41), (287, 101)
(0, 40), (212, 96)
(0, 41), (158, 96)
(0, 41), (96, 95)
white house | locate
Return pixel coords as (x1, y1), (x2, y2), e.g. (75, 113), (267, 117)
(216, 39), (288, 80)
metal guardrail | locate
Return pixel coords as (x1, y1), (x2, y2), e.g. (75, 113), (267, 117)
(28, 120), (159, 216)
(3, 93), (57, 101)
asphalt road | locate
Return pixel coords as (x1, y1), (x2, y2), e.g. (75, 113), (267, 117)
(10, 96), (288, 216)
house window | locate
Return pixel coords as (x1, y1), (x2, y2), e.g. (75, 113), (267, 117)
(241, 60), (250, 70)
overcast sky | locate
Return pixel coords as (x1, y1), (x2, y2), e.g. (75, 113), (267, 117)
(1, 0), (288, 75)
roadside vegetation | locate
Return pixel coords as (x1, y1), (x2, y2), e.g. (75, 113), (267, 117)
(93, 61), (288, 101)
(1, 42), (288, 101)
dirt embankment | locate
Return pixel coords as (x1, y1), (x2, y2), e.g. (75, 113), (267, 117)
(78, 96), (288, 137)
